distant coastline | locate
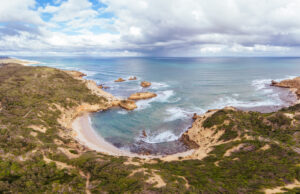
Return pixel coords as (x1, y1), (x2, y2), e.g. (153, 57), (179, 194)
(0, 57), (40, 66)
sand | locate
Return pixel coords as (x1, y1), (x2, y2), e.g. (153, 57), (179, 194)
(72, 113), (137, 156)
(72, 113), (195, 159)
(0, 58), (39, 66)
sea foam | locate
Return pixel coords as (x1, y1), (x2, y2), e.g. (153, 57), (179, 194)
(208, 96), (281, 110)
(150, 82), (169, 90)
(135, 90), (175, 110)
(141, 130), (179, 144)
(252, 76), (297, 91)
(164, 107), (204, 122)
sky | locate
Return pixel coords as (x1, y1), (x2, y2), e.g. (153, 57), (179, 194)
(1, 0), (300, 57)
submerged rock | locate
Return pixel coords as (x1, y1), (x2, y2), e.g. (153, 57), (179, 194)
(129, 76), (137, 80)
(115, 78), (125, 82)
(141, 81), (151, 88)
(128, 92), (157, 100)
(119, 100), (137, 110)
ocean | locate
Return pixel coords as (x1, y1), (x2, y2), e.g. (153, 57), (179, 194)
(25, 57), (300, 154)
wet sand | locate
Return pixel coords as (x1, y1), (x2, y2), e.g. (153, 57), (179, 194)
(72, 113), (137, 156)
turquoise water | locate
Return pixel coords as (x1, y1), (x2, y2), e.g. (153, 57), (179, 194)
(26, 57), (300, 154)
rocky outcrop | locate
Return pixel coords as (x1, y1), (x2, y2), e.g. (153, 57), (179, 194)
(128, 92), (157, 100)
(192, 113), (198, 120)
(271, 77), (300, 98)
(141, 81), (151, 88)
(115, 78), (125, 82)
(270, 80), (278, 86)
(84, 80), (117, 103)
(98, 85), (109, 89)
(129, 76), (137, 80)
(119, 100), (137, 110)
(179, 133), (199, 149)
(179, 108), (238, 160)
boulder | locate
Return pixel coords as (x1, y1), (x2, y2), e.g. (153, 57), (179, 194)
(141, 81), (151, 88)
(115, 78), (125, 82)
(128, 92), (157, 100)
(119, 100), (137, 110)
(129, 76), (137, 80)
(270, 80), (278, 86)
(192, 113), (198, 120)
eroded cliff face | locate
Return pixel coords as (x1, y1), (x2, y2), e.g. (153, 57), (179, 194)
(180, 107), (240, 160)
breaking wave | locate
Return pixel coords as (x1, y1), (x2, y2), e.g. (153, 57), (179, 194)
(135, 90), (175, 110)
(164, 107), (205, 122)
(141, 130), (179, 144)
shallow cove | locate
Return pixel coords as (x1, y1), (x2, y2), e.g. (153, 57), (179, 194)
(27, 57), (300, 155)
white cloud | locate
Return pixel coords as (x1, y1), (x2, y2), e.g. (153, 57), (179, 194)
(40, 0), (97, 22)
(0, 0), (42, 24)
(1, 0), (300, 56)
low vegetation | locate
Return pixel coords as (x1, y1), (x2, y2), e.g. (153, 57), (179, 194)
(0, 63), (299, 193)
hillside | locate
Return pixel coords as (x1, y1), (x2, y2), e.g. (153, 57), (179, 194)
(0, 63), (300, 193)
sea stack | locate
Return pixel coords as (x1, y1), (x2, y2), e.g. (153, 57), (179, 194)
(141, 81), (151, 88)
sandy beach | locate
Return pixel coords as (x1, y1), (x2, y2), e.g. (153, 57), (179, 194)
(72, 113), (138, 157)
(72, 113), (195, 160)
(0, 58), (39, 66)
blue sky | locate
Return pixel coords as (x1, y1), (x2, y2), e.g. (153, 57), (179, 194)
(1, 0), (300, 57)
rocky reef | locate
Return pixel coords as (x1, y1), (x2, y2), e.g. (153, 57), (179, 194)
(128, 92), (157, 100)
(119, 99), (137, 110)
(115, 77), (125, 82)
(271, 77), (300, 98)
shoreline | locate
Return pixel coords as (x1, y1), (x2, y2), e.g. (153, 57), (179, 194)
(72, 112), (195, 159)
(4, 57), (300, 159)
(71, 77), (300, 159)
(72, 113), (139, 157)
(0, 57), (40, 66)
